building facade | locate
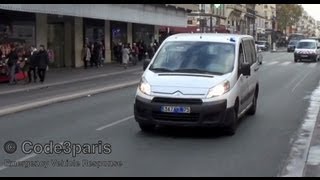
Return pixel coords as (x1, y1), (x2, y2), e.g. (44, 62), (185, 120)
(0, 4), (191, 68)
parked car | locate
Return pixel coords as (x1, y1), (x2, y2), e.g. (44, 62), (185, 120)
(255, 41), (269, 51)
(287, 40), (299, 52)
(135, 33), (260, 135)
(294, 39), (320, 62)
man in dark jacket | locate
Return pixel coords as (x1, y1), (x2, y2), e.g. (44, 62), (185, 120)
(7, 44), (18, 85)
(36, 45), (49, 83)
(28, 45), (38, 83)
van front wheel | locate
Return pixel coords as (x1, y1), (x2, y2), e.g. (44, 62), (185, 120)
(139, 123), (155, 132)
(247, 94), (257, 115)
(224, 107), (238, 136)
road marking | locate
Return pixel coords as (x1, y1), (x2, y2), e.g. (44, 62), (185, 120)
(265, 61), (279, 66)
(96, 115), (134, 131)
(279, 61), (291, 66)
(291, 71), (312, 93)
(308, 63), (317, 68)
(280, 82), (320, 177)
(0, 153), (37, 171)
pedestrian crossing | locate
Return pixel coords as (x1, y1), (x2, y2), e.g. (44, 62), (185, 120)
(263, 61), (318, 68)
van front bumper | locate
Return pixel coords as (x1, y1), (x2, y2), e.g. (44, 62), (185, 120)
(134, 96), (232, 127)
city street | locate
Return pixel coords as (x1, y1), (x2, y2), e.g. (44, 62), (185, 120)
(0, 51), (320, 176)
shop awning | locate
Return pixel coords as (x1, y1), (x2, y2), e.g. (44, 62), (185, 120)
(0, 4), (189, 27)
(159, 26), (199, 33)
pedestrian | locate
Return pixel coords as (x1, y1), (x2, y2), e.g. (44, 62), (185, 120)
(147, 43), (155, 59)
(99, 41), (105, 67)
(28, 45), (38, 83)
(118, 42), (124, 64)
(81, 44), (91, 69)
(36, 45), (49, 83)
(92, 42), (99, 68)
(18, 47), (30, 84)
(122, 44), (130, 69)
(6, 44), (18, 85)
(139, 40), (146, 61)
(131, 42), (139, 65)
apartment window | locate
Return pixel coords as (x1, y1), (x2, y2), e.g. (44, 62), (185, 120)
(264, 5), (268, 9)
(265, 11), (268, 18)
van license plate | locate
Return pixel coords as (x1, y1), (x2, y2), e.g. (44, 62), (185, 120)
(160, 106), (191, 113)
(301, 55), (308, 58)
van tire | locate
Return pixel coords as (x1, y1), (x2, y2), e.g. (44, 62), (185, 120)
(247, 93), (257, 115)
(224, 107), (238, 136)
(139, 123), (155, 132)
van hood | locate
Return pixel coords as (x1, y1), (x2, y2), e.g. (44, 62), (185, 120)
(144, 70), (232, 96)
(295, 48), (316, 54)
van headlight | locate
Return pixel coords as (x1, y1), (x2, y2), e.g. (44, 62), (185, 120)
(139, 78), (151, 95)
(206, 81), (230, 98)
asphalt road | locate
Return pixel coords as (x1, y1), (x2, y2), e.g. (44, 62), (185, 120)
(0, 52), (320, 176)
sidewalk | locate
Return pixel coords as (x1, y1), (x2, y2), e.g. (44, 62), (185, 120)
(0, 62), (142, 95)
(271, 47), (287, 53)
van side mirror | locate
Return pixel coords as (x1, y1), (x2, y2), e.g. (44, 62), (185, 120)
(241, 63), (251, 76)
(143, 59), (151, 71)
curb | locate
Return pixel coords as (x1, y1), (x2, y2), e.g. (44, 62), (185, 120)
(0, 67), (141, 96)
(303, 108), (320, 177)
(0, 80), (140, 117)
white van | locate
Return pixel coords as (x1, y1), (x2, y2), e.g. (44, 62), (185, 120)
(134, 33), (260, 135)
(294, 39), (320, 62)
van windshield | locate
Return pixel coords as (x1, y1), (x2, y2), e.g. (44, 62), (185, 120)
(149, 41), (235, 75)
(296, 41), (316, 49)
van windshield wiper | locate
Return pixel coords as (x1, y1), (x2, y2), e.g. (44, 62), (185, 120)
(172, 68), (222, 75)
(149, 67), (174, 72)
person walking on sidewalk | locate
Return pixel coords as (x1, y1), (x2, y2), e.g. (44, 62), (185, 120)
(36, 45), (49, 83)
(122, 43), (130, 69)
(6, 44), (18, 85)
(81, 44), (91, 69)
(28, 45), (38, 83)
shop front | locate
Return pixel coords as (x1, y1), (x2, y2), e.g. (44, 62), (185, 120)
(110, 21), (127, 61)
(133, 23), (154, 46)
(0, 10), (35, 83)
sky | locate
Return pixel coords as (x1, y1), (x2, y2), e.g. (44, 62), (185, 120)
(301, 4), (320, 21)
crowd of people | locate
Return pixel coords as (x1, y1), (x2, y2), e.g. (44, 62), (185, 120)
(0, 43), (49, 85)
(112, 40), (159, 69)
(81, 41), (105, 69)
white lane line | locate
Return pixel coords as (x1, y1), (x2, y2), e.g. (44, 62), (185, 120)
(280, 61), (292, 66)
(280, 82), (320, 177)
(96, 115), (134, 131)
(291, 70), (313, 93)
(264, 61), (279, 66)
(308, 63), (317, 68)
(0, 153), (37, 171)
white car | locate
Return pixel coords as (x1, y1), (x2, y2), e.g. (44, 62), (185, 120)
(294, 39), (320, 62)
(135, 33), (260, 135)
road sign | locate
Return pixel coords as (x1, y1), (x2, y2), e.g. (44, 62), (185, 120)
(214, 4), (221, 8)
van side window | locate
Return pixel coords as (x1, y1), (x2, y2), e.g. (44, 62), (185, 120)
(238, 44), (245, 77)
(243, 39), (253, 65)
(249, 40), (257, 64)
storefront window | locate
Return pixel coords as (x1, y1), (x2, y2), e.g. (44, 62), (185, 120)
(110, 21), (127, 61)
(84, 18), (105, 45)
(133, 23), (154, 46)
(0, 10), (35, 51)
